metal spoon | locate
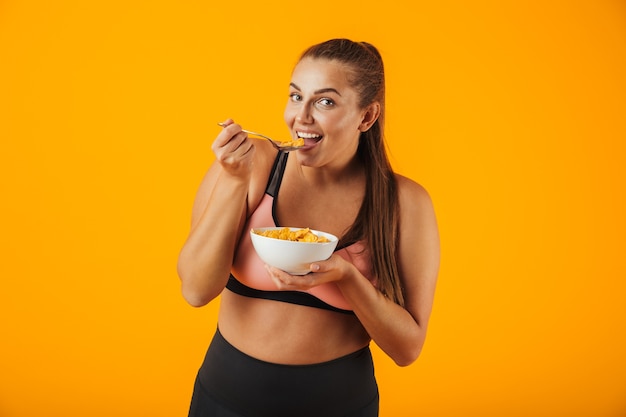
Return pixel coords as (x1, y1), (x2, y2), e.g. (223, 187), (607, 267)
(217, 122), (303, 152)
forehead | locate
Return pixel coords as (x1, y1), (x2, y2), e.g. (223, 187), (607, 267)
(290, 57), (354, 93)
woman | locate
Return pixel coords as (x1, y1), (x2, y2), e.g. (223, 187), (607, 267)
(178, 38), (440, 417)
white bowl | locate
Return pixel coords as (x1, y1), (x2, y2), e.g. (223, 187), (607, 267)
(250, 227), (339, 275)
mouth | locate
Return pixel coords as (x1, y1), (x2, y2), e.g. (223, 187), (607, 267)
(296, 131), (323, 147)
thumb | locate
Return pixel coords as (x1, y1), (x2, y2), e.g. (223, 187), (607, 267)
(310, 256), (334, 273)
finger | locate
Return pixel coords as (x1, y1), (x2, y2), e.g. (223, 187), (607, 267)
(310, 257), (333, 273)
(223, 131), (249, 153)
(213, 132), (248, 160)
(214, 122), (244, 149)
(225, 144), (255, 168)
(266, 265), (314, 290)
(265, 265), (288, 288)
(219, 118), (234, 127)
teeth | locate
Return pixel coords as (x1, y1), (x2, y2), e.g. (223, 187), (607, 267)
(297, 131), (322, 139)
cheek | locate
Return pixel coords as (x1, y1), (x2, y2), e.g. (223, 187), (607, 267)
(327, 115), (356, 135)
(283, 106), (296, 126)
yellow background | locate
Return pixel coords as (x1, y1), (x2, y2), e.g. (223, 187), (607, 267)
(1, 1), (625, 416)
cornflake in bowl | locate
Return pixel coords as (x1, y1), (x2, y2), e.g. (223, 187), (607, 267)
(250, 227), (339, 275)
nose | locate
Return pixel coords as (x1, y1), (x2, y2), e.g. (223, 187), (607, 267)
(295, 103), (313, 124)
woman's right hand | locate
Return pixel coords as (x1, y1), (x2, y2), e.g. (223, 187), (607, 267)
(213, 119), (255, 180)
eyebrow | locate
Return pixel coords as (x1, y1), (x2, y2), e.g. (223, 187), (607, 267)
(290, 83), (342, 96)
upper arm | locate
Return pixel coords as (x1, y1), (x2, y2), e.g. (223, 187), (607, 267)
(396, 175), (440, 329)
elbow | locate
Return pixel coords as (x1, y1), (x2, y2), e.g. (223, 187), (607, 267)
(182, 288), (212, 307)
(394, 346), (422, 367)
(177, 262), (217, 308)
(392, 335), (426, 367)
(178, 276), (217, 308)
(179, 275), (218, 307)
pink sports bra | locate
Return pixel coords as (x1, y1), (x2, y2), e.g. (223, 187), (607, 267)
(227, 152), (376, 314)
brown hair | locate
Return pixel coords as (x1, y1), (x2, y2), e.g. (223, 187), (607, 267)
(299, 39), (404, 306)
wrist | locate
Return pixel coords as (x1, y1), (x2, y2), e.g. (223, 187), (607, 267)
(336, 261), (360, 288)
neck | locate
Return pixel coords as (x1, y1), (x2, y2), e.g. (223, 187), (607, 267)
(298, 152), (364, 187)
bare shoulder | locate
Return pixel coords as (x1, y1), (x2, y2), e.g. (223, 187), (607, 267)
(394, 173), (439, 272)
(395, 174), (435, 217)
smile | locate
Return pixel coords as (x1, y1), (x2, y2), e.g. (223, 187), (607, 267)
(296, 131), (323, 140)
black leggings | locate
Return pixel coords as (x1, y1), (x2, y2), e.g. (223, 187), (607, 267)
(188, 328), (379, 417)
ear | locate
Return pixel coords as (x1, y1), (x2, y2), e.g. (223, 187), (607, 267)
(358, 101), (381, 132)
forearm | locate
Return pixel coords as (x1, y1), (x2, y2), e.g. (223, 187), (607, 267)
(177, 173), (249, 306)
(337, 269), (426, 366)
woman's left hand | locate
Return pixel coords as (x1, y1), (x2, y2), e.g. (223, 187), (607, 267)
(265, 253), (354, 291)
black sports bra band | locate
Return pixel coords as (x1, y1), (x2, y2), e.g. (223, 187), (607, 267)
(226, 275), (355, 315)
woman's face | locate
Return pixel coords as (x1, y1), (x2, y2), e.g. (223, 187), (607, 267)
(284, 57), (368, 166)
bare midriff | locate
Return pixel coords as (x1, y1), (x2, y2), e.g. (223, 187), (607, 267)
(217, 290), (371, 365)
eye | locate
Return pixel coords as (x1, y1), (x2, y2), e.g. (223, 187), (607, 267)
(317, 98), (335, 107)
(289, 92), (302, 102)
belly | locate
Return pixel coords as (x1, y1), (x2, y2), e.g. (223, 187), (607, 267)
(217, 289), (371, 365)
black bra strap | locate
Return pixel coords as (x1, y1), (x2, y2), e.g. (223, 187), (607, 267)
(266, 152), (289, 197)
